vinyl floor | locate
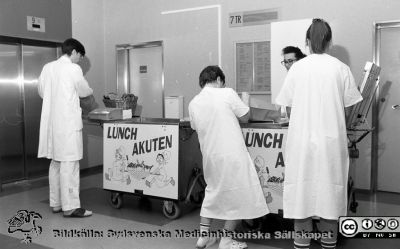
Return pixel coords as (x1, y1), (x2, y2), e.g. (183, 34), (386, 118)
(0, 172), (399, 249)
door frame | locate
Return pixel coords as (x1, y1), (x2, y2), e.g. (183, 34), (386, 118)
(372, 20), (400, 192)
(115, 41), (165, 117)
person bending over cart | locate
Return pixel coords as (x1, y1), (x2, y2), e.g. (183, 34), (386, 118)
(275, 18), (362, 249)
(189, 66), (269, 249)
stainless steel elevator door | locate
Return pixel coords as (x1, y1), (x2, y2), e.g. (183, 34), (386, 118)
(23, 45), (57, 178)
(0, 43), (25, 182)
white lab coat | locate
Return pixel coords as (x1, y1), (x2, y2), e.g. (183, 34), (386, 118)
(189, 87), (269, 220)
(275, 54), (362, 219)
(38, 55), (93, 161)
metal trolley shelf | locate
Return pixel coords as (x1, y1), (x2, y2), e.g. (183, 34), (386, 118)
(346, 62), (381, 213)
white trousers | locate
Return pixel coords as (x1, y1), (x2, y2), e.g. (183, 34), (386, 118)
(49, 160), (80, 211)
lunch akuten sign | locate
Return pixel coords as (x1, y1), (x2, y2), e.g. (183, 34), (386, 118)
(242, 128), (287, 213)
(103, 123), (179, 199)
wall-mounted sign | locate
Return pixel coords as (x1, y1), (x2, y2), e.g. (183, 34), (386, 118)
(139, 65), (147, 73)
(236, 41), (271, 92)
(27, 16), (45, 32)
(229, 9), (279, 27)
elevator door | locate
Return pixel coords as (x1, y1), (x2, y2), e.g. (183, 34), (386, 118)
(23, 45), (57, 178)
(377, 26), (400, 193)
(0, 42), (58, 183)
(0, 43), (25, 182)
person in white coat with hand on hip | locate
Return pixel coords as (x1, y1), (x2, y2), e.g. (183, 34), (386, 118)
(38, 38), (94, 218)
(276, 19), (362, 249)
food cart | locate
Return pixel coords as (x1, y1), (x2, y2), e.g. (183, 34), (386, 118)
(103, 118), (205, 219)
(102, 117), (288, 218)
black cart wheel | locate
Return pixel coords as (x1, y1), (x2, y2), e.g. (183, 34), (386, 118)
(162, 200), (181, 219)
(109, 192), (123, 209)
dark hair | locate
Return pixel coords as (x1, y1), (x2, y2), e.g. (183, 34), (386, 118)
(306, 18), (332, 54)
(61, 38), (85, 56)
(199, 65), (225, 88)
(282, 46), (306, 60)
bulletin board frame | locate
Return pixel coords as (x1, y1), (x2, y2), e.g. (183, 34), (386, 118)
(234, 39), (271, 94)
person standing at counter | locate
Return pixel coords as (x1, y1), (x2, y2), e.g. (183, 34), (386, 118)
(280, 46), (307, 119)
(275, 19), (362, 249)
(281, 46), (307, 71)
(189, 65), (268, 249)
(38, 38), (94, 218)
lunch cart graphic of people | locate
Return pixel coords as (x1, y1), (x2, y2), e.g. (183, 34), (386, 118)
(243, 128), (287, 213)
(145, 151), (175, 188)
(105, 146), (130, 183)
(253, 155), (284, 204)
(254, 155), (269, 186)
(103, 123), (179, 199)
(105, 148), (175, 188)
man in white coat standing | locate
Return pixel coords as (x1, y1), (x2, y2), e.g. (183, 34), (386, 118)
(38, 38), (93, 218)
